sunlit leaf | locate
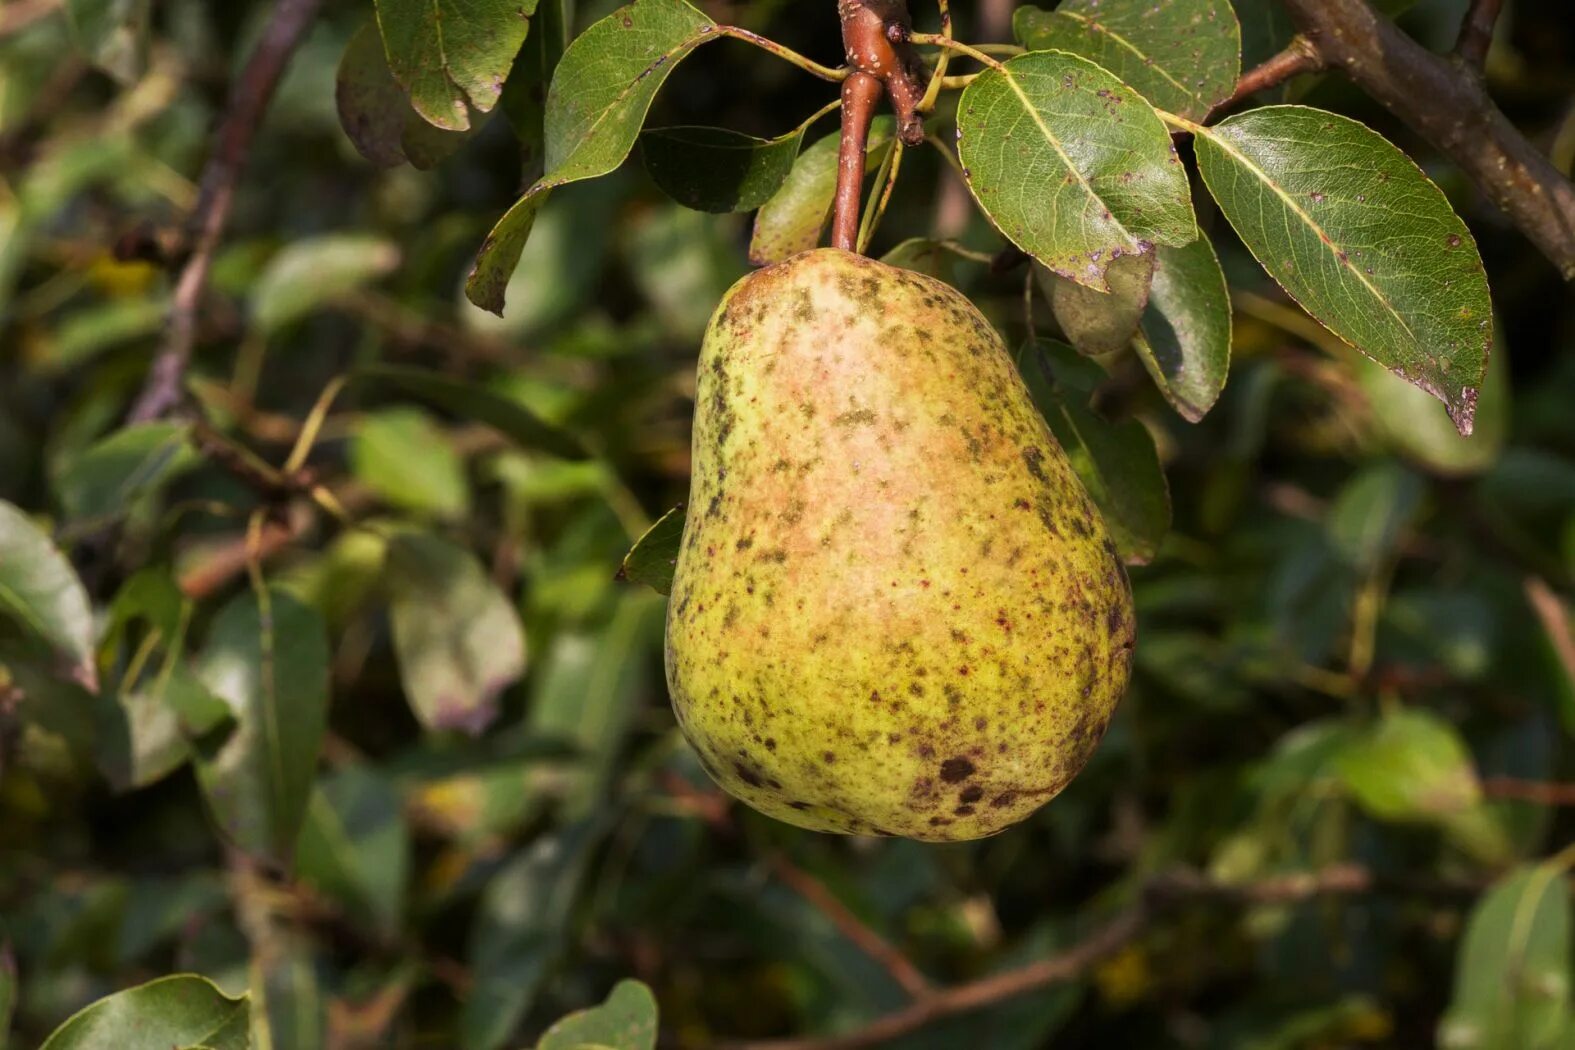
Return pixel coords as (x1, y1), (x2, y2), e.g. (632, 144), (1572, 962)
(957, 51), (1196, 291)
(466, 0), (718, 314)
(1193, 106), (1492, 434)
(373, 0), (538, 131)
(1015, 0), (1241, 121)
(252, 234), (400, 334)
(1039, 252), (1156, 356)
(39, 974), (249, 1050)
(350, 408), (472, 519)
(538, 979), (658, 1050)
(1334, 708), (1480, 822)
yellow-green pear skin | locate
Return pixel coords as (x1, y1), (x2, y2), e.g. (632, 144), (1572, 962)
(665, 249), (1134, 842)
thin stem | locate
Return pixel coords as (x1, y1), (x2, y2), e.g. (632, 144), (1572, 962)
(857, 142), (905, 253)
(1214, 37), (1326, 116)
(935, 73), (982, 90)
(715, 25), (849, 82)
(917, 0), (953, 112)
(127, 0), (325, 423)
(923, 132), (966, 176)
(796, 97), (846, 136)
(1454, 0), (1504, 70)
(284, 375), (349, 475)
(908, 33), (1006, 71)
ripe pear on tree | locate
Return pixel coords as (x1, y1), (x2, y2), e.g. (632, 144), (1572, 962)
(665, 248), (1135, 842)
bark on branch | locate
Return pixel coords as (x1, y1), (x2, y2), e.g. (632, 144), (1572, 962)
(126, 0), (325, 423)
(1279, 0), (1575, 279)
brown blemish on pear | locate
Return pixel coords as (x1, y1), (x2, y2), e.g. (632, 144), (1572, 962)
(664, 248), (1135, 842)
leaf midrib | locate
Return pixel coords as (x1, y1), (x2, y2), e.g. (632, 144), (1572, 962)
(1200, 125), (1418, 345)
(1052, 9), (1199, 106)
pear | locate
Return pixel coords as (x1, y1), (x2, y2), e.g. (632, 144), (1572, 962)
(665, 249), (1134, 841)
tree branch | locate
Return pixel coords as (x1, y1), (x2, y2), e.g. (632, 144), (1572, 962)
(1215, 37), (1326, 114)
(833, 73), (883, 252)
(126, 0), (324, 423)
(1482, 777), (1575, 807)
(1277, 0), (1575, 280)
(1455, 0), (1505, 71)
(719, 865), (1384, 1050)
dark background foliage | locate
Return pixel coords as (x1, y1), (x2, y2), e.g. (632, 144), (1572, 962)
(1, 0), (1573, 1047)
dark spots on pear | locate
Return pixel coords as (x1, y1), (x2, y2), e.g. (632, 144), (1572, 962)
(735, 536), (753, 552)
(765, 738), (777, 751)
(991, 792), (1017, 809)
(733, 761), (766, 788)
(939, 757), (975, 783)
(835, 409), (878, 427)
(928, 816), (952, 827)
(908, 682), (925, 698)
(954, 805), (976, 816)
(759, 549), (788, 564)
(822, 751), (837, 764)
(792, 288), (816, 321)
(1022, 446), (1048, 481)
(959, 784), (984, 804)
(788, 800), (811, 810)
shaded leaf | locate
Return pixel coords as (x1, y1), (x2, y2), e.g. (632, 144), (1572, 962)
(296, 766), (409, 934)
(1356, 330), (1509, 477)
(642, 125), (805, 213)
(374, 0), (537, 131)
(253, 234), (400, 334)
(62, 0), (150, 84)
(957, 51), (1196, 291)
(39, 974), (249, 1050)
(1019, 341), (1171, 563)
(385, 532), (526, 736)
(54, 421), (193, 526)
(194, 588), (330, 868)
(0, 943), (13, 1050)
(1326, 461), (1424, 572)
(466, 0), (718, 314)
(1136, 236), (1232, 422)
(1015, 0), (1241, 121)
(1334, 708), (1480, 822)
(350, 408), (472, 519)
(0, 500), (94, 682)
(538, 979), (658, 1050)
(358, 364), (586, 461)
(462, 820), (608, 1050)
(1439, 861), (1573, 1050)
(250, 936), (326, 1050)
(500, 0), (569, 178)
(336, 23), (413, 168)
(1040, 252), (1156, 356)
(750, 118), (894, 266)
(618, 505), (685, 596)
(1193, 106), (1492, 434)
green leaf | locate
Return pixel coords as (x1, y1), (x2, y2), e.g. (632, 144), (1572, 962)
(641, 125), (805, 213)
(0, 500), (95, 683)
(465, 0), (718, 315)
(1039, 252), (1156, 356)
(54, 421), (194, 526)
(296, 765), (408, 935)
(527, 594), (661, 816)
(62, 0), (150, 84)
(1193, 106), (1492, 434)
(956, 51), (1197, 291)
(618, 505), (686, 596)
(252, 234), (400, 334)
(39, 974), (249, 1050)
(105, 664), (231, 792)
(1015, 0), (1241, 121)
(337, 23), (479, 171)
(1135, 236), (1232, 422)
(1019, 340), (1171, 564)
(250, 936), (326, 1050)
(1325, 461), (1424, 572)
(0, 942), (15, 1050)
(749, 118), (894, 266)
(374, 0), (537, 131)
(1439, 860), (1573, 1050)
(357, 364), (586, 461)
(350, 408), (472, 519)
(1356, 330), (1509, 477)
(462, 821), (608, 1050)
(385, 532), (526, 736)
(538, 980), (658, 1050)
(1334, 708), (1480, 822)
(194, 587), (330, 868)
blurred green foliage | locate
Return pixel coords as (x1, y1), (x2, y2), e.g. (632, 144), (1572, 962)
(0, 0), (1573, 1047)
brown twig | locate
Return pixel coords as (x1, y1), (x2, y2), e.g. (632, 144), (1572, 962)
(1455, 0), (1505, 71)
(831, 0), (929, 252)
(1214, 37), (1326, 115)
(1524, 577), (1575, 689)
(1278, 0), (1575, 280)
(126, 0), (325, 423)
(1482, 777), (1575, 807)
(720, 866), (1380, 1050)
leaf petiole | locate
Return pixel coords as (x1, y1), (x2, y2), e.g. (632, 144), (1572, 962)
(713, 25), (848, 82)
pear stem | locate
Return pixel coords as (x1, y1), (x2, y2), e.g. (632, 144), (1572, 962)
(832, 0), (930, 253)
